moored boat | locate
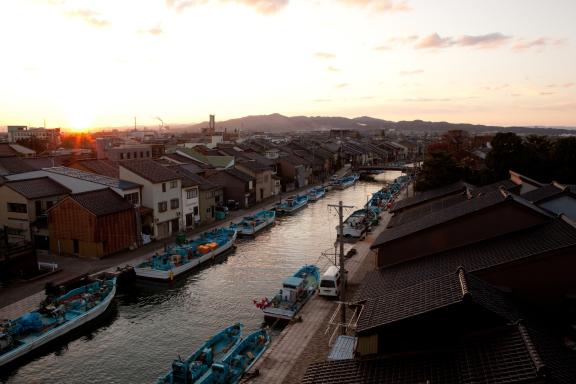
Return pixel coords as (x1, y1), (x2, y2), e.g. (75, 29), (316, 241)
(0, 273), (117, 367)
(275, 195), (308, 215)
(257, 265), (320, 321)
(332, 174), (359, 190)
(134, 226), (237, 280)
(199, 329), (270, 384)
(307, 186), (327, 202)
(157, 323), (243, 384)
(235, 210), (275, 236)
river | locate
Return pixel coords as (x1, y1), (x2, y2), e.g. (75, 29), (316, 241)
(1, 171), (402, 384)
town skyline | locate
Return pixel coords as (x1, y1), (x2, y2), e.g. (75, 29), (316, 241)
(1, 0), (575, 130)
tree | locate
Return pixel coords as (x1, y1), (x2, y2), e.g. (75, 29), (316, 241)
(415, 151), (462, 191)
(485, 132), (527, 179)
(551, 137), (576, 183)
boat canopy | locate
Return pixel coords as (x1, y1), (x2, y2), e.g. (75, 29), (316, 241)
(283, 276), (304, 289)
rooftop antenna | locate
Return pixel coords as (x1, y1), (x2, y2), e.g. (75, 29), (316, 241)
(156, 117), (164, 131)
(134, 117), (137, 131)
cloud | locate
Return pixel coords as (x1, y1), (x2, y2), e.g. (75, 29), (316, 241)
(399, 69), (423, 76)
(66, 9), (110, 27)
(513, 37), (565, 51)
(315, 52), (336, 60)
(140, 25), (163, 35)
(326, 66), (340, 72)
(336, 83), (349, 88)
(314, 98), (331, 102)
(166, 0), (288, 14)
(338, 0), (411, 12)
(416, 33), (511, 49)
(540, 92), (555, 96)
(402, 97), (452, 102)
(374, 35), (418, 51)
(563, 83), (574, 88)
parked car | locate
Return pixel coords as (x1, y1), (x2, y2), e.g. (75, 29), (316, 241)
(226, 200), (240, 211)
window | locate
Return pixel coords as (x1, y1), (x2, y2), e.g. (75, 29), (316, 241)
(146, 151), (150, 158)
(193, 206), (199, 216)
(170, 198), (179, 209)
(162, 183), (166, 192)
(170, 180), (178, 189)
(120, 153), (124, 160)
(248, 180), (253, 189)
(127, 152), (131, 159)
(133, 152), (137, 159)
(140, 151), (144, 158)
(125, 192), (139, 205)
(186, 189), (197, 199)
(158, 201), (168, 212)
(7, 203), (27, 213)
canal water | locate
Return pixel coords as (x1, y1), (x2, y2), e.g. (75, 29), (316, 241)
(1, 172), (401, 384)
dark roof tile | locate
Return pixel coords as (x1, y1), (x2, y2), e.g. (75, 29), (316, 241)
(356, 269), (518, 333)
(120, 159), (179, 183)
(68, 188), (134, 216)
(303, 324), (551, 384)
(358, 217), (576, 302)
(390, 182), (466, 212)
(5, 177), (70, 199)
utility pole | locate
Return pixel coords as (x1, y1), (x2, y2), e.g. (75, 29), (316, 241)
(328, 200), (353, 334)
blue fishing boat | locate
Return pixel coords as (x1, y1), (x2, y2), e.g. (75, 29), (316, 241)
(258, 265), (320, 321)
(199, 329), (270, 384)
(0, 273), (117, 367)
(332, 174), (359, 190)
(134, 226), (237, 280)
(157, 323), (243, 384)
(275, 195), (308, 215)
(307, 186), (327, 202)
(234, 210), (275, 236)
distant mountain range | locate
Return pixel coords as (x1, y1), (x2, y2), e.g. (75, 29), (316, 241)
(170, 113), (575, 136)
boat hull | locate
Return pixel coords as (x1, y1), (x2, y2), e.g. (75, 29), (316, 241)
(0, 283), (116, 367)
(237, 215), (275, 236)
(134, 232), (237, 280)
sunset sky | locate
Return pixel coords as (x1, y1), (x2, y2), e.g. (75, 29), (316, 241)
(1, 0), (575, 130)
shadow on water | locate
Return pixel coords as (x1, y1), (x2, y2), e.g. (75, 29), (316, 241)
(117, 247), (237, 307)
(0, 303), (119, 383)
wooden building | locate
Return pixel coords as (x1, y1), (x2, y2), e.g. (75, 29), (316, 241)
(48, 188), (138, 258)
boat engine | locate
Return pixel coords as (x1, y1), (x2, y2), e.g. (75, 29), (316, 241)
(171, 359), (191, 384)
(0, 332), (13, 352)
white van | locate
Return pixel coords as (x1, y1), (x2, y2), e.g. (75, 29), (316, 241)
(319, 266), (341, 297)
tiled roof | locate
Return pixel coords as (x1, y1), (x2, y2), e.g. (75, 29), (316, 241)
(522, 183), (573, 203)
(68, 188), (134, 216)
(388, 180), (520, 228)
(390, 182), (466, 212)
(371, 191), (552, 249)
(21, 157), (64, 169)
(236, 159), (271, 172)
(5, 177), (71, 199)
(303, 323), (576, 384)
(358, 217), (576, 302)
(356, 268), (518, 333)
(45, 167), (141, 190)
(71, 159), (119, 178)
(224, 168), (254, 182)
(0, 157), (36, 175)
(175, 167), (221, 191)
(120, 159), (179, 183)
(0, 144), (18, 158)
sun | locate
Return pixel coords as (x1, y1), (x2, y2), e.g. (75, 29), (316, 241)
(66, 105), (94, 132)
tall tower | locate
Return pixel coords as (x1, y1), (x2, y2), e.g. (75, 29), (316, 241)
(209, 114), (215, 134)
